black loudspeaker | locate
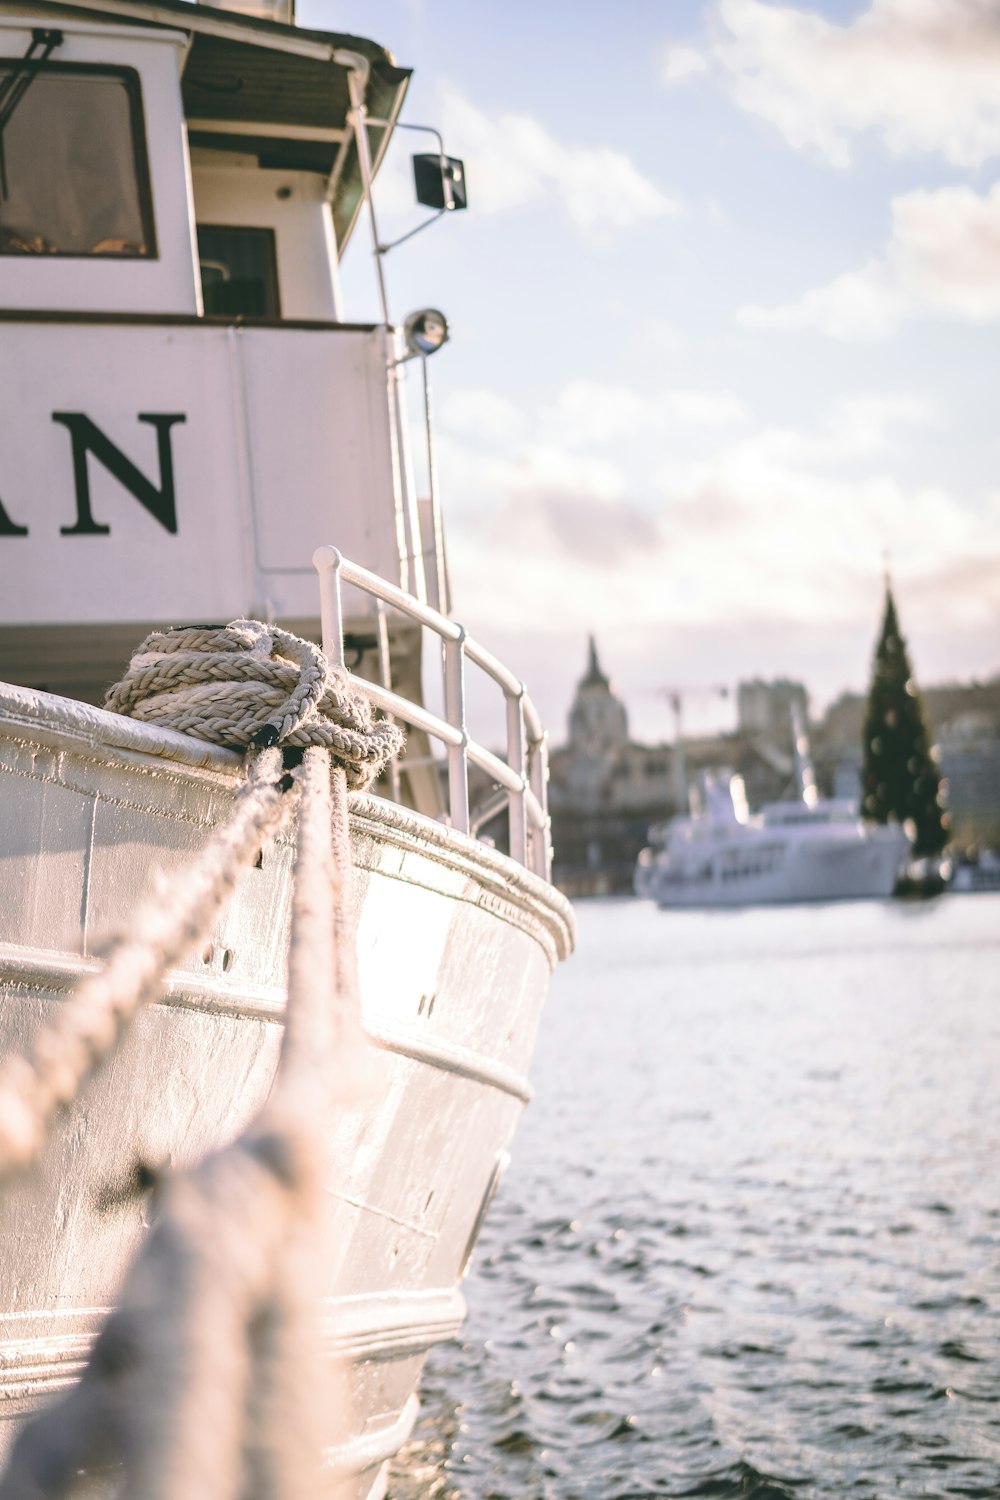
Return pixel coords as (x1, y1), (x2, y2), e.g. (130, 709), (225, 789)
(412, 154), (468, 211)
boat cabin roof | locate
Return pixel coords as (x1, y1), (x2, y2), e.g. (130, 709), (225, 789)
(759, 799), (859, 826)
(5, 0), (411, 248)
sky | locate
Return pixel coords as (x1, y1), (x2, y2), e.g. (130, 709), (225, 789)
(302, 0), (1000, 744)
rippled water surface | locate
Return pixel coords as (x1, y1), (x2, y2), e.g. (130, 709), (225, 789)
(389, 895), (1000, 1499)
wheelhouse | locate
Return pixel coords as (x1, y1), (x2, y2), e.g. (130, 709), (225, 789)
(0, 0), (448, 744)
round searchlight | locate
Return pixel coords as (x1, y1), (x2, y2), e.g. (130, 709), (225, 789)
(403, 307), (450, 357)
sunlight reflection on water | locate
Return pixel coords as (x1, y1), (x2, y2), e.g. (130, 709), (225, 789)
(389, 893), (1000, 1500)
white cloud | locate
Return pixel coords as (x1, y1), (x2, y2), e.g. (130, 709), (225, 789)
(545, 382), (649, 446)
(820, 393), (939, 457)
(542, 380), (749, 447)
(659, 433), (992, 637)
(437, 381), (748, 462)
(739, 261), (905, 340)
(739, 181), (1000, 338)
(440, 428), (627, 515)
(439, 92), (679, 236)
(436, 378), (993, 646)
(666, 389), (748, 427)
(653, 432), (980, 599)
(711, 0), (1000, 168)
(440, 389), (528, 447)
(661, 46), (709, 84)
(707, 393), (936, 470)
(892, 182), (1000, 315)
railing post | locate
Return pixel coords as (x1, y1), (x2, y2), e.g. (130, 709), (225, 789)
(313, 547), (551, 875)
(506, 687), (528, 868)
(529, 732), (551, 880)
(443, 630), (469, 834)
(375, 599), (401, 802)
(421, 354), (450, 616)
(312, 546), (345, 668)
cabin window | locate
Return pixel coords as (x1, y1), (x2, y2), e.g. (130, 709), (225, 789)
(197, 225), (280, 318)
(0, 64), (154, 257)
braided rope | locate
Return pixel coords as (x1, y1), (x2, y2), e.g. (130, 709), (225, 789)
(0, 749), (294, 1177)
(104, 620), (403, 789)
(0, 624), (403, 1493)
(0, 751), (371, 1500)
(0, 762), (374, 1500)
(0, 622), (400, 1177)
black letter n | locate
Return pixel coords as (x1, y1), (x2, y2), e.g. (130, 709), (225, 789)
(54, 413), (187, 536)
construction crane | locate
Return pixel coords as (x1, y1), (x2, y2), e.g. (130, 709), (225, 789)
(656, 684), (730, 813)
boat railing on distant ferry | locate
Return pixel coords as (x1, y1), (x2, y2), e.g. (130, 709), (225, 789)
(313, 545), (551, 880)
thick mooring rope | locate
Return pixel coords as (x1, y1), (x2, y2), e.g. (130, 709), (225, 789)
(104, 620), (402, 789)
(0, 620), (402, 1180)
(0, 616), (401, 1496)
(0, 749), (372, 1500)
(0, 747), (293, 1176)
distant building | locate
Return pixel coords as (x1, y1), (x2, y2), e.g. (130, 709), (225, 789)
(548, 649), (811, 894)
(549, 640), (679, 894)
(549, 643), (1000, 893)
(737, 678), (809, 741)
(568, 637), (629, 756)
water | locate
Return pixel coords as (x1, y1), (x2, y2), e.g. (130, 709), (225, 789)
(389, 894), (1000, 1500)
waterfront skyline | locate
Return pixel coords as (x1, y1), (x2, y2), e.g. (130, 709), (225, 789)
(308, 0), (1000, 741)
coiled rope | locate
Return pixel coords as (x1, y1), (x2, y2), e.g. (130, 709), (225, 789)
(104, 619), (403, 788)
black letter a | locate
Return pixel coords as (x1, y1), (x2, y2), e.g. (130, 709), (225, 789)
(55, 412), (187, 536)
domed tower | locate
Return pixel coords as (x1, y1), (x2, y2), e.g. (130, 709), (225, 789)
(568, 636), (629, 757)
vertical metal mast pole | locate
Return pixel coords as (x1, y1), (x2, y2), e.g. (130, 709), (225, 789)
(375, 600), (402, 803)
(421, 354), (450, 614)
(344, 63), (390, 327)
(341, 56), (422, 595)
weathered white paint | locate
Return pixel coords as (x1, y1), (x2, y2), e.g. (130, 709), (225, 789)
(0, 321), (409, 623)
(0, 685), (573, 1496)
(0, 18), (199, 314)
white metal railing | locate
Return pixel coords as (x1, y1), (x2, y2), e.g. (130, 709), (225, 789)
(313, 546), (551, 880)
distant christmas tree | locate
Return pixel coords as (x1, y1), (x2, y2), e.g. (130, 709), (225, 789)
(861, 583), (949, 856)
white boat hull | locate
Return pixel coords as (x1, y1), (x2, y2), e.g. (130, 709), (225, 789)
(652, 828), (908, 908)
(0, 685), (573, 1496)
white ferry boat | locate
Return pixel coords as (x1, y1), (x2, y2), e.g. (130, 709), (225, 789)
(636, 713), (908, 908)
(0, 0), (573, 1493)
(636, 778), (909, 908)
